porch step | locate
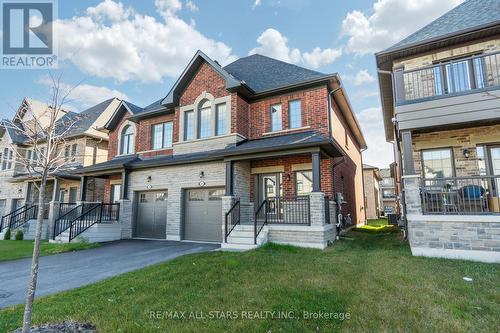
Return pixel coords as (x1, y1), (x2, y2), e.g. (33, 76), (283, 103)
(221, 224), (268, 251)
(50, 222), (121, 244)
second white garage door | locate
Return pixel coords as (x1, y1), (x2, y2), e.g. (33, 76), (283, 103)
(184, 188), (224, 242)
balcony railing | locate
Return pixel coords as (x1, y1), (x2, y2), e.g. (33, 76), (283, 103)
(394, 51), (500, 104)
(421, 175), (500, 215)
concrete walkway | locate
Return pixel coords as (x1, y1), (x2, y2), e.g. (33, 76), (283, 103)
(0, 240), (219, 308)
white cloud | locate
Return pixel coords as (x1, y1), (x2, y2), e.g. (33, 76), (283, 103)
(54, 0), (236, 83)
(357, 107), (394, 168)
(341, 0), (464, 55)
(252, 0), (262, 9)
(37, 77), (128, 111)
(249, 28), (342, 69)
(344, 69), (375, 86)
(186, 0), (198, 12)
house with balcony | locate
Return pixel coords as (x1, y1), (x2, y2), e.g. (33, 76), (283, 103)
(75, 50), (367, 250)
(376, 0), (500, 262)
(0, 98), (121, 240)
(363, 164), (382, 220)
(379, 167), (398, 216)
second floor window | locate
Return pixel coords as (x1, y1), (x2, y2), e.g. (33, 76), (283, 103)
(64, 144), (78, 162)
(184, 110), (195, 140)
(120, 125), (135, 155)
(152, 122), (173, 150)
(270, 104), (282, 132)
(198, 100), (212, 138)
(288, 100), (302, 129)
(1, 148), (13, 170)
(216, 103), (228, 136)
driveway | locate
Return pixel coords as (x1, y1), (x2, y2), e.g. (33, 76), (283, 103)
(0, 240), (219, 308)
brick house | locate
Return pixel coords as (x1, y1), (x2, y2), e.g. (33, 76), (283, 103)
(378, 167), (398, 216)
(0, 98), (120, 240)
(376, 0), (500, 262)
(363, 164), (382, 220)
(74, 51), (366, 249)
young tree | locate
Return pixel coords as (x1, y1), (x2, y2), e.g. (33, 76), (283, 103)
(2, 74), (80, 333)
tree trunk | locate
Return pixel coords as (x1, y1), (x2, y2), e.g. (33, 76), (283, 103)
(21, 179), (47, 333)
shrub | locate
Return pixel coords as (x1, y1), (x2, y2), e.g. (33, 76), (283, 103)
(4, 228), (11, 240)
(15, 229), (24, 240)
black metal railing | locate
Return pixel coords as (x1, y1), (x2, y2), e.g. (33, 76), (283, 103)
(421, 175), (500, 215)
(53, 204), (84, 239)
(254, 200), (267, 245)
(5, 205), (37, 231)
(101, 203), (120, 221)
(224, 199), (240, 242)
(265, 196), (311, 225)
(69, 204), (103, 242)
(395, 51), (500, 104)
(1, 205), (27, 232)
(58, 202), (77, 217)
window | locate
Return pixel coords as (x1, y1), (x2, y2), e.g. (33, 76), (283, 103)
(26, 149), (33, 161)
(270, 104), (282, 131)
(422, 148), (454, 179)
(111, 184), (121, 203)
(208, 188), (224, 201)
(1, 148), (12, 170)
(69, 187), (78, 203)
(198, 100), (212, 138)
(295, 170), (313, 195)
(64, 145), (71, 162)
(156, 192), (168, 202)
(71, 144), (78, 161)
(184, 110), (195, 140)
(382, 189), (395, 198)
(215, 103), (228, 136)
(288, 100), (302, 129)
(139, 193), (147, 203)
(152, 122), (173, 150)
(120, 125), (135, 155)
(188, 190), (204, 201)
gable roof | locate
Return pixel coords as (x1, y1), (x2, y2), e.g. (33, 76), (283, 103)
(0, 119), (30, 144)
(383, 0), (500, 53)
(57, 98), (117, 137)
(103, 100), (143, 130)
(223, 54), (331, 93)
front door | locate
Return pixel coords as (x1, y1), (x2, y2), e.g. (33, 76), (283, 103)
(135, 191), (168, 239)
(259, 173), (282, 217)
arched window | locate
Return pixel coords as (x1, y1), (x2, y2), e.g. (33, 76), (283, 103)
(198, 99), (212, 138)
(120, 125), (135, 155)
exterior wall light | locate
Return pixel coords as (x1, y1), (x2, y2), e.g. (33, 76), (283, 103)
(146, 176), (152, 182)
(463, 149), (470, 159)
(199, 171), (205, 178)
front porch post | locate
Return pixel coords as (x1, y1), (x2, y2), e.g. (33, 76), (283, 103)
(225, 160), (234, 196)
(121, 169), (130, 200)
(79, 176), (88, 201)
(25, 181), (33, 204)
(401, 130), (415, 175)
(52, 178), (60, 202)
(312, 152), (321, 192)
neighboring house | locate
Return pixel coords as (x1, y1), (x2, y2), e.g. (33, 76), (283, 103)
(363, 164), (382, 219)
(77, 50), (367, 249)
(0, 98), (121, 240)
(379, 167), (397, 216)
(376, 0), (500, 262)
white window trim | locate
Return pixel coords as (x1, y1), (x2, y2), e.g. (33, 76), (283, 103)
(116, 120), (137, 156)
(179, 92), (231, 143)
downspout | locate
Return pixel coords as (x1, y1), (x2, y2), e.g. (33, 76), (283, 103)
(378, 68), (408, 239)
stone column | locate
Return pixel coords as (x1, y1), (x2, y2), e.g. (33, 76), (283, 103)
(47, 201), (59, 239)
(119, 199), (132, 239)
(402, 175), (422, 215)
(309, 192), (326, 226)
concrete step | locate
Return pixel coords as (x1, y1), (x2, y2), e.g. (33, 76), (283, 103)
(221, 242), (258, 251)
(226, 235), (255, 245)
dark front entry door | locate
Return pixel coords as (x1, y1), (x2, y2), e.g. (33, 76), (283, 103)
(135, 191), (168, 239)
(257, 173), (283, 218)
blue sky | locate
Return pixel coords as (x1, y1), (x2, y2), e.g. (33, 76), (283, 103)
(0, 0), (463, 167)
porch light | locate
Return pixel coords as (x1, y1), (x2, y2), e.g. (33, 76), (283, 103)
(199, 171), (205, 178)
(463, 149), (470, 159)
(146, 176), (152, 183)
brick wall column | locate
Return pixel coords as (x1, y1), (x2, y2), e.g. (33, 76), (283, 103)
(309, 192), (325, 226)
(119, 199), (132, 239)
(47, 201), (59, 240)
(402, 175), (422, 215)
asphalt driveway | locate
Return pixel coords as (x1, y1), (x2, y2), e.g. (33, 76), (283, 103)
(0, 240), (219, 308)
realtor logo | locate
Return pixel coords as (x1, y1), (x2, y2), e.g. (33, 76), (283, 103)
(1, 0), (57, 68)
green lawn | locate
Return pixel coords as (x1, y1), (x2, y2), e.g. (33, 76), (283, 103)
(0, 240), (100, 262)
(1, 231), (499, 333)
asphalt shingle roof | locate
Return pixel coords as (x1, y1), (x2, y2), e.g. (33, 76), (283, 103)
(385, 0), (500, 52)
(57, 98), (116, 137)
(223, 54), (330, 93)
(0, 119), (30, 144)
